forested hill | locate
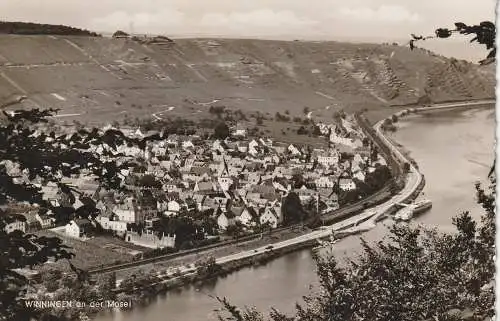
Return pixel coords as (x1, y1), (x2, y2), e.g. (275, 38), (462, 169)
(0, 21), (100, 36)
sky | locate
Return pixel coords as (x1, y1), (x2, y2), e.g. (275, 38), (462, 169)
(0, 0), (496, 60)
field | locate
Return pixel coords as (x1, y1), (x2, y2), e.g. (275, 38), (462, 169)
(35, 229), (147, 272)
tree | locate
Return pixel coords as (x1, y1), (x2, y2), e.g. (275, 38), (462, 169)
(311, 125), (322, 137)
(297, 126), (308, 135)
(281, 192), (307, 225)
(0, 108), (161, 320)
(137, 174), (162, 188)
(112, 30), (129, 38)
(213, 122), (230, 139)
(218, 176), (496, 321)
(409, 21), (495, 65)
(291, 173), (305, 189)
(226, 221), (245, 240)
(95, 272), (117, 300)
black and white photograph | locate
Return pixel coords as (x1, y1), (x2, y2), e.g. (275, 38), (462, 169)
(0, 1), (496, 321)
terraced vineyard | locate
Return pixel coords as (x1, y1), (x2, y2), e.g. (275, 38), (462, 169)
(0, 35), (495, 124)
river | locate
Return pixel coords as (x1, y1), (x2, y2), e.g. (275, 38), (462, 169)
(97, 106), (495, 321)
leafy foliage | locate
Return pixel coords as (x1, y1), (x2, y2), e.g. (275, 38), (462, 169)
(281, 192), (308, 225)
(214, 122), (231, 139)
(409, 21), (496, 65)
(0, 109), (169, 320)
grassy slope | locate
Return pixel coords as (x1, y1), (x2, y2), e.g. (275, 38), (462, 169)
(0, 35), (495, 125)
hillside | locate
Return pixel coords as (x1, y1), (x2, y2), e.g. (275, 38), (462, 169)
(0, 35), (495, 124)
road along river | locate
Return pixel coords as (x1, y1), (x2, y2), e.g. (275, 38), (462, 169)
(96, 103), (495, 321)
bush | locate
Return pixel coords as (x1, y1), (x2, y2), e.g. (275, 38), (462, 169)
(219, 178), (496, 321)
(297, 126), (308, 135)
(213, 122), (230, 139)
(275, 112), (290, 122)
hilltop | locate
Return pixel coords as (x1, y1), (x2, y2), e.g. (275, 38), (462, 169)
(0, 35), (495, 124)
(0, 21), (100, 37)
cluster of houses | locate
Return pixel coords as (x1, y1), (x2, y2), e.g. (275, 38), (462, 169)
(2, 115), (387, 250)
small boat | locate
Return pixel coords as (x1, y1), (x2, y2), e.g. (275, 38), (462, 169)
(394, 206), (415, 221)
(394, 199), (432, 221)
(413, 199), (432, 214)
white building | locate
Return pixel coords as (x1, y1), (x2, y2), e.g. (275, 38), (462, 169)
(217, 212), (236, 230)
(317, 155), (339, 167)
(339, 178), (356, 191)
(65, 219), (92, 239)
(97, 216), (128, 234)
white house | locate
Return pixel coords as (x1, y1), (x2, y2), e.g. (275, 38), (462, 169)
(65, 219), (92, 239)
(353, 170), (366, 182)
(233, 124), (247, 137)
(113, 197), (147, 223)
(4, 217), (26, 234)
(247, 173), (261, 185)
(339, 178), (356, 191)
(288, 144), (301, 156)
(217, 212), (236, 230)
(315, 176), (335, 188)
(248, 140), (259, 156)
(35, 213), (55, 229)
(237, 207), (258, 226)
(163, 200), (181, 217)
(97, 215), (128, 234)
(218, 177), (234, 191)
(259, 208), (279, 229)
(182, 140), (195, 150)
(317, 155), (339, 167)
(212, 140), (225, 153)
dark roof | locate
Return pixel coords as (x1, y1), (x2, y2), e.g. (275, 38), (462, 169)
(246, 207), (259, 219)
(73, 218), (91, 227)
(4, 214), (26, 223)
(230, 206), (245, 216)
(225, 211), (236, 219)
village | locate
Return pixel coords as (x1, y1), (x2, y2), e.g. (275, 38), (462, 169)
(2, 113), (388, 260)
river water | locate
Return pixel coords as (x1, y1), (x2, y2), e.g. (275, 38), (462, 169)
(97, 106), (495, 321)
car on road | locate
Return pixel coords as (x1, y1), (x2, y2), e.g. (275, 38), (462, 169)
(265, 245), (274, 250)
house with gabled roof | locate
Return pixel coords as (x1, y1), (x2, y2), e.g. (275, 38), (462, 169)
(97, 214), (128, 235)
(236, 206), (259, 227)
(217, 211), (236, 230)
(218, 176), (234, 191)
(65, 219), (93, 239)
(315, 176), (335, 188)
(35, 213), (56, 229)
(4, 214), (27, 234)
(259, 207), (280, 229)
(339, 178), (356, 191)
